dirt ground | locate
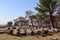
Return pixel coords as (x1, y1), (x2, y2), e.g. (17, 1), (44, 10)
(0, 33), (60, 40)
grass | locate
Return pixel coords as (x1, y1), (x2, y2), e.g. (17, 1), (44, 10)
(0, 27), (7, 30)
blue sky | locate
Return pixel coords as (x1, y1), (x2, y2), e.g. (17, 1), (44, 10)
(0, 0), (38, 25)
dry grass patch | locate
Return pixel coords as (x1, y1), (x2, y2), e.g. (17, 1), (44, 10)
(0, 33), (60, 40)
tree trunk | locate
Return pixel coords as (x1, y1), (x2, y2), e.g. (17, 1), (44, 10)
(38, 20), (40, 28)
(49, 12), (55, 28)
(20, 22), (22, 27)
(37, 19), (41, 28)
(53, 18), (58, 28)
(45, 19), (48, 27)
(31, 18), (34, 27)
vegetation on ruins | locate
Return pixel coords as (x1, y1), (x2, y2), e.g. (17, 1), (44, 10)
(7, 21), (13, 27)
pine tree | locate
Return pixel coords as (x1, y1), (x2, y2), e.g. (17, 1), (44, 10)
(35, 0), (58, 28)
